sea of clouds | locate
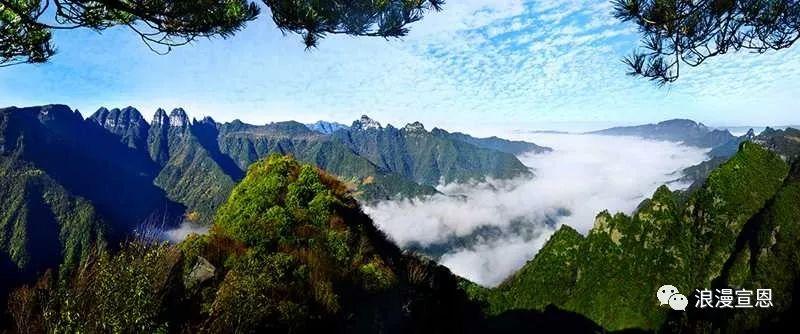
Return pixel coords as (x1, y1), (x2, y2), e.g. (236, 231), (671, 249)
(364, 133), (710, 287)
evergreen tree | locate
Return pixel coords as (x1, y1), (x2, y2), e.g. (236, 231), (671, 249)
(0, 0), (443, 66)
(614, 0), (800, 84)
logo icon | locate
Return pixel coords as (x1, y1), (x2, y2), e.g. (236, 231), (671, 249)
(657, 284), (687, 311)
(657, 285), (678, 305)
(668, 293), (688, 311)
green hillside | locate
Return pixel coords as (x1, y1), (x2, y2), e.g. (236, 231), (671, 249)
(0, 156), (106, 318)
(215, 120), (438, 202)
(332, 116), (532, 186)
(476, 142), (796, 331)
(5, 156), (483, 333)
(148, 109), (238, 224)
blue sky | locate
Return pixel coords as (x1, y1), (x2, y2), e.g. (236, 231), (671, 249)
(1, 0), (799, 135)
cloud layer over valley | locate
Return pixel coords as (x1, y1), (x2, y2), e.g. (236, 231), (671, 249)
(365, 134), (709, 286)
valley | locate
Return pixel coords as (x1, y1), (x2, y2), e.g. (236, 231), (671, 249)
(3, 102), (797, 332)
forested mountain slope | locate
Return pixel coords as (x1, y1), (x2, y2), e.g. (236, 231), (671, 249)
(471, 140), (800, 332)
(4, 156), (485, 333)
(331, 116), (533, 186)
(2, 105), (540, 224)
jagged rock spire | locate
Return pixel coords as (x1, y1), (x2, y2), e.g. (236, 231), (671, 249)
(169, 108), (189, 128)
(152, 108), (169, 127)
(91, 106), (145, 130)
(403, 121), (426, 132)
(352, 115), (382, 130)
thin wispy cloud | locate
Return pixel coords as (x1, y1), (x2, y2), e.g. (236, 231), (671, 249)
(0, 0), (797, 133)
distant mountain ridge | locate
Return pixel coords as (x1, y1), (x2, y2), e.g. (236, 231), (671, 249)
(1, 105), (547, 226)
(331, 115), (536, 186)
(0, 104), (550, 326)
(431, 128), (552, 155)
(591, 119), (736, 148)
(677, 127), (799, 187)
(305, 120), (349, 134)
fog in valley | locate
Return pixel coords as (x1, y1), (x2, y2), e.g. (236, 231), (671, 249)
(366, 133), (710, 286)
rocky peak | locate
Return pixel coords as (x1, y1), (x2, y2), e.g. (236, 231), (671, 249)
(152, 108), (169, 127)
(169, 108), (189, 128)
(199, 116), (216, 126)
(36, 104), (81, 123)
(403, 121), (426, 133)
(94, 107), (110, 117)
(88, 107), (149, 149)
(352, 115), (382, 130)
(90, 106), (145, 131)
(656, 119), (711, 133)
(306, 120), (348, 134)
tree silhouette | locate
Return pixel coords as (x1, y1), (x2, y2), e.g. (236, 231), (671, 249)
(0, 0), (443, 67)
(614, 0), (800, 85)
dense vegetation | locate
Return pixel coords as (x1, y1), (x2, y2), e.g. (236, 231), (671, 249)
(0, 104), (543, 323)
(0, 105), (186, 231)
(9, 140), (797, 333)
(147, 109), (239, 224)
(474, 142), (799, 332)
(2, 104), (536, 226)
(4, 103), (800, 333)
(0, 156), (105, 315)
(4, 155), (485, 333)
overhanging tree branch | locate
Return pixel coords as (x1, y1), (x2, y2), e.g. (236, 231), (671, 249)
(1, 0), (444, 67)
(614, 0), (800, 85)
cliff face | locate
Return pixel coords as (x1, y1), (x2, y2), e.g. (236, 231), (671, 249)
(332, 115), (533, 186)
(0, 105), (184, 234)
(89, 106), (150, 150)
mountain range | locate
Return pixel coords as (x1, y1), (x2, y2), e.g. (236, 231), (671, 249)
(3, 124), (797, 333)
(591, 119), (737, 148)
(305, 120), (349, 134)
(0, 104), (547, 286)
(2, 105), (799, 332)
(467, 128), (800, 332)
(592, 119), (760, 187)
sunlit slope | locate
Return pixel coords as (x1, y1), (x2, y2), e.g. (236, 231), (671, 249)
(146, 109), (238, 224)
(8, 155), (484, 333)
(475, 142), (794, 331)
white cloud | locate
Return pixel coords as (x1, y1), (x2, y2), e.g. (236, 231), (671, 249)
(4, 0), (798, 130)
(164, 222), (209, 243)
(410, 0), (527, 36)
(366, 134), (709, 286)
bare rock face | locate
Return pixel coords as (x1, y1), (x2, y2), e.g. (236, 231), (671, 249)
(89, 106), (150, 149)
(185, 256), (216, 289)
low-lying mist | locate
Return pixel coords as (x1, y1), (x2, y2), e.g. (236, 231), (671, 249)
(365, 133), (710, 286)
